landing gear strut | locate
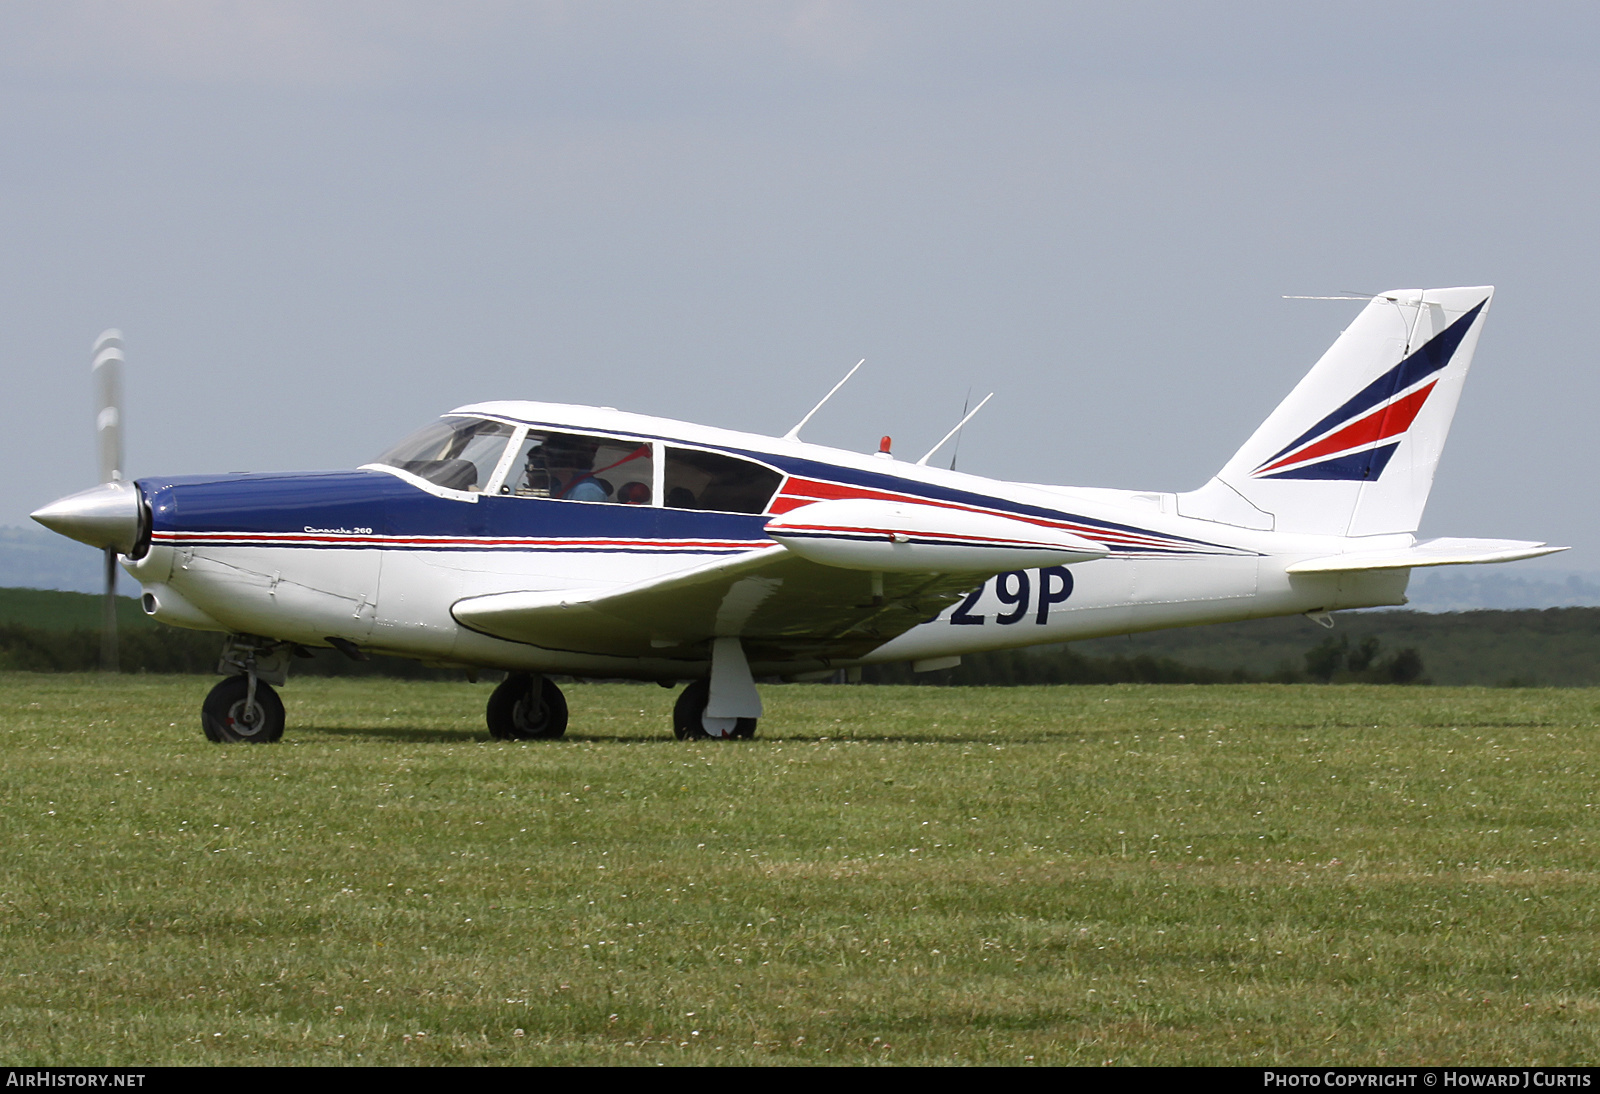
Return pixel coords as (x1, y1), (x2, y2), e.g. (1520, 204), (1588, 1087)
(487, 673), (569, 739)
(673, 637), (763, 740)
(672, 679), (757, 739)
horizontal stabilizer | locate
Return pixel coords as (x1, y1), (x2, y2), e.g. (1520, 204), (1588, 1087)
(1285, 537), (1566, 574)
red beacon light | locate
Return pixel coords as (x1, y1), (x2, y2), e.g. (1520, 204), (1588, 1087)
(875, 435), (893, 459)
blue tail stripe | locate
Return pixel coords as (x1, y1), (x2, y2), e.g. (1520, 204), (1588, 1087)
(1259, 442), (1399, 481)
(1260, 299), (1485, 468)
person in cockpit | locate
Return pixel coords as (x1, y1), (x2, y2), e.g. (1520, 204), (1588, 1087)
(531, 436), (603, 501)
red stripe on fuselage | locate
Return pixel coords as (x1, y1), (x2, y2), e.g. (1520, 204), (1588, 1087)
(772, 522), (1072, 549)
(150, 531), (774, 551)
(771, 478), (1193, 552)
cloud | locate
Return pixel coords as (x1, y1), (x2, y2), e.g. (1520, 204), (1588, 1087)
(1, 0), (519, 90)
(781, 0), (877, 67)
(0, 1), (890, 94)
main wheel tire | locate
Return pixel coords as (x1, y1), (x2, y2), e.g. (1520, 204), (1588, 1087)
(200, 676), (285, 743)
(487, 674), (569, 740)
(672, 679), (757, 740)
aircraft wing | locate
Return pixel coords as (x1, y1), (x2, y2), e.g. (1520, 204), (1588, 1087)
(452, 544), (992, 664)
(1286, 537), (1566, 574)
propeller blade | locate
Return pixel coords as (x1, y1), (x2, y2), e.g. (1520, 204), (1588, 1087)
(91, 329), (125, 673)
(101, 545), (118, 673)
(92, 329), (124, 485)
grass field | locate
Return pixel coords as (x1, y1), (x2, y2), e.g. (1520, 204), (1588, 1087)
(2, 674), (1598, 1066)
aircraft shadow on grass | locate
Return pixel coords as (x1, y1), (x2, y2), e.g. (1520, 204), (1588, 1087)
(301, 724), (1092, 746)
(300, 725), (490, 744)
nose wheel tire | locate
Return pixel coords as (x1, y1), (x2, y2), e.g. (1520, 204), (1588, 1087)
(201, 676), (285, 743)
(487, 674), (569, 739)
(672, 679), (757, 740)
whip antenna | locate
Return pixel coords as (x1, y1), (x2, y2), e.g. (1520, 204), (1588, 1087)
(783, 359), (864, 441)
(916, 392), (993, 466)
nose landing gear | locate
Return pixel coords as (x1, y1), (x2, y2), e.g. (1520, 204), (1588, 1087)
(201, 671), (285, 742)
(201, 635), (297, 743)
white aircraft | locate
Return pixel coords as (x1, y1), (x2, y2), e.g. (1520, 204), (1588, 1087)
(32, 286), (1562, 742)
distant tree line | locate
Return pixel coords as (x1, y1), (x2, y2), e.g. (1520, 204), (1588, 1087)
(862, 635), (1425, 686)
(0, 623), (463, 679)
(1301, 634), (1425, 684)
(0, 618), (1423, 685)
(860, 646), (1266, 686)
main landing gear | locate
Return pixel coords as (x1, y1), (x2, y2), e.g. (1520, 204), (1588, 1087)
(481, 673), (757, 741)
(485, 638), (764, 742)
(671, 638), (763, 740)
(486, 673), (570, 739)
(672, 679), (756, 739)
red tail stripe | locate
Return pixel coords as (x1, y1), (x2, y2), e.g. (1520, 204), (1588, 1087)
(1257, 381), (1437, 475)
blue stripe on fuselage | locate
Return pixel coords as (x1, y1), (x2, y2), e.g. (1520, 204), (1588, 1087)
(139, 456), (1242, 556)
(141, 470), (771, 544)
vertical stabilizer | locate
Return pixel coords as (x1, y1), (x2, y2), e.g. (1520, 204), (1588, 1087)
(1178, 286), (1493, 537)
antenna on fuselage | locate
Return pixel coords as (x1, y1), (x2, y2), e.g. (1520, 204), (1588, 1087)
(782, 359), (864, 442)
(948, 388), (971, 471)
(915, 392), (993, 467)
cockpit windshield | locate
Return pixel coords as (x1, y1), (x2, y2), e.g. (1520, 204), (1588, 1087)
(374, 417), (515, 492)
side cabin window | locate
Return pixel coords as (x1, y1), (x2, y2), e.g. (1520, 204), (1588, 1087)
(503, 430), (655, 505)
(374, 416), (514, 492)
(664, 447), (782, 514)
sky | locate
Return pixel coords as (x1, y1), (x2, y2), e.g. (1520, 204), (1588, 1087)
(3, 2), (1598, 564)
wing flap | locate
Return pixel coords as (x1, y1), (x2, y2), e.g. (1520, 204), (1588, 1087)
(1286, 537), (1566, 574)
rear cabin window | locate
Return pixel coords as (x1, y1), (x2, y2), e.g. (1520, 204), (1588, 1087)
(374, 417), (514, 492)
(664, 448), (782, 514)
(502, 431), (655, 505)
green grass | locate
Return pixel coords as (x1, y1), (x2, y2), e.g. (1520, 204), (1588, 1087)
(2, 675), (1599, 1065)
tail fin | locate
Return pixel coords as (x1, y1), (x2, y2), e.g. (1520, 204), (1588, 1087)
(1177, 286), (1494, 537)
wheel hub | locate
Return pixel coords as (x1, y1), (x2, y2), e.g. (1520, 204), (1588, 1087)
(700, 714), (739, 738)
(226, 700), (268, 736)
(513, 694), (548, 733)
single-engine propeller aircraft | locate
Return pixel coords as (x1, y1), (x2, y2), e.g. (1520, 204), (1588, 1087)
(33, 286), (1563, 742)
